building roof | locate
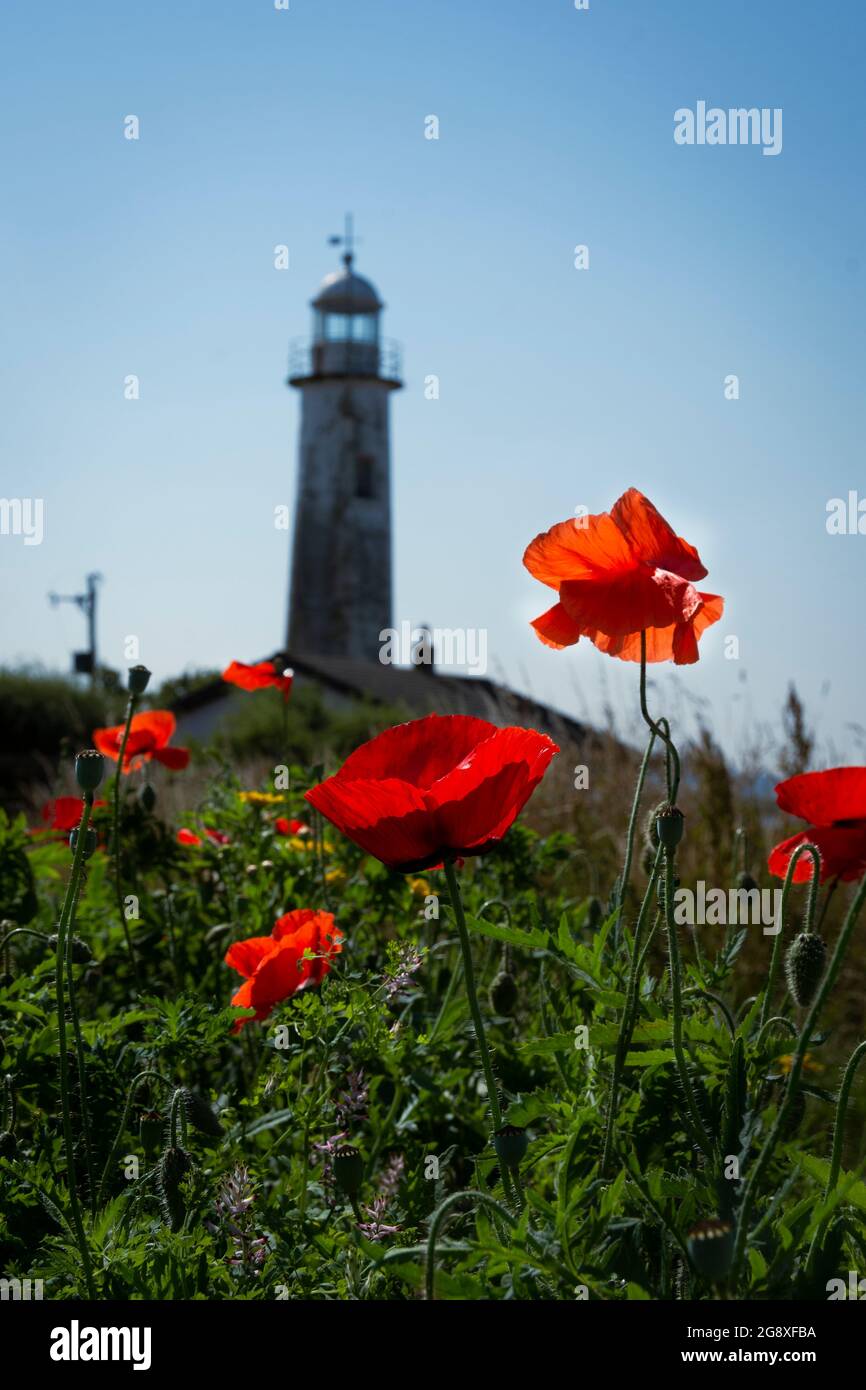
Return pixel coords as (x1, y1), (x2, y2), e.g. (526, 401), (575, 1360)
(312, 265), (383, 314)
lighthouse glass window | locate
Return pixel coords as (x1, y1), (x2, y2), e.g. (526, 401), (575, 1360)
(319, 311), (378, 343)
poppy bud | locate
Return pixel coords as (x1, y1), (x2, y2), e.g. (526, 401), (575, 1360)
(737, 871), (759, 893)
(489, 970), (518, 1016)
(48, 933), (92, 965)
(139, 1110), (163, 1156)
(180, 1087), (223, 1139)
(69, 826), (98, 859)
(128, 664), (152, 695)
(785, 932), (826, 1008)
(586, 896), (603, 930)
(655, 804), (685, 850)
(333, 1144), (364, 1196)
(0, 1130), (17, 1159)
(139, 784), (157, 813)
(493, 1124), (529, 1169)
(687, 1218), (734, 1281)
(75, 749), (105, 792)
(158, 1145), (191, 1231)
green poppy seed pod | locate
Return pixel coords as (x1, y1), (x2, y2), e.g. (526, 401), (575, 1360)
(785, 932), (827, 1008)
(128, 664), (152, 695)
(47, 933), (91, 965)
(0, 1130), (17, 1159)
(738, 871), (759, 893)
(139, 783), (157, 813)
(687, 1218), (735, 1282)
(655, 804), (685, 851)
(333, 1144), (364, 1196)
(68, 826), (98, 859)
(489, 970), (518, 1016)
(586, 896), (603, 930)
(74, 748), (105, 792)
(139, 1110), (163, 1157)
(180, 1088), (224, 1139)
(493, 1124), (529, 1170)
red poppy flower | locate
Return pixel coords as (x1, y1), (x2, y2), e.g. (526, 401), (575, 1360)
(177, 827), (230, 847)
(304, 713), (558, 873)
(275, 817), (310, 837)
(93, 711), (190, 773)
(225, 909), (343, 1032)
(223, 660), (294, 699)
(38, 796), (106, 833)
(523, 488), (724, 665)
(769, 767), (866, 884)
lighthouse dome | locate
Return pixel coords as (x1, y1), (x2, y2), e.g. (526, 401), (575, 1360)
(312, 265), (383, 314)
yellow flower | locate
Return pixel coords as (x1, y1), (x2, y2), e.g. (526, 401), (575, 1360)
(238, 791), (284, 806)
(409, 877), (430, 899)
(776, 1052), (821, 1075)
(326, 867), (347, 888)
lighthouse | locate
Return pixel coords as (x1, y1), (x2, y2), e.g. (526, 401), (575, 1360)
(286, 219), (402, 662)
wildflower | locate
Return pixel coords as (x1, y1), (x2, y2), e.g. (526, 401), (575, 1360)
(325, 867), (347, 888)
(36, 797), (106, 834)
(775, 1052), (821, 1076)
(305, 713), (558, 873)
(313, 1130), (348, 1182)
(239, 791), (284, 806)
(223, 660), (293, 699)
(275, 816), (311, 835)
(215, 1166), (268, 1272)
(225, 908), (343, 1033)
(93, 711), (189, 773)
(383, 946), (423, 1000)
(177, 827), (230, 847)
(769, 766), (866, 884)
(523, 487), (724, 664)
(408, 877), (430, 898)
(335, 1069), (369, 1127)
(357, 1195), (401, 1242)
(378, 1153), (405, 1200)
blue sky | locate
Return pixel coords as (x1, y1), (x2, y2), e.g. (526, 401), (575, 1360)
(2, 0), (864, 765)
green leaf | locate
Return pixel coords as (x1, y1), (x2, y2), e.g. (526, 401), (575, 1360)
(464, 915), (547, 950)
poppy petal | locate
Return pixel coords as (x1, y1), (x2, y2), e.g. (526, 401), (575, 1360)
(610, 488), (708, 582)
(152, 746), (190, 770)
(768, 824), (866, 884)
(530, 602), (582, 648)
(330, 714), (497, 791)
(225, 936), (280, 979)
(775, 767), (866, 827)
(523, 512), (634, 589)
(559, 568), (703, 638)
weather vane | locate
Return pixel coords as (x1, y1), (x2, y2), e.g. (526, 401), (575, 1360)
(328, 212), (360, 268)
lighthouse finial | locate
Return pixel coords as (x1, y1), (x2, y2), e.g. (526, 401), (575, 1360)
(327, 212), (358, 269)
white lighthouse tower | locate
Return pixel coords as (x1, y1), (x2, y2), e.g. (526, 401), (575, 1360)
(286, 218), (402, 662)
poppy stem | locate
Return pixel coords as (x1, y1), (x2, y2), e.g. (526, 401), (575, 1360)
(613, 724), (658, 952)
(98, 1068), (173, 1207)
(443, 858), (503, 1135)
(600, 844), (664, 1177)
(662, 847), (714, 1162)
(638, 631), (681, 803)
(759, 842), (821, 1033)
(54, 793), (97, 1298)
(731, 868), (866, 1285)
(112, 692), (142, 986)
(806, 1038), (866, 1273)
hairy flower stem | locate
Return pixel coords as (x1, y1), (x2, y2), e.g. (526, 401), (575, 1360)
(600, 845), (663, 1176)
(731, 871), (866, 1285)
(806, 1038), (866, 1271)
(98, 1068), (173, 1206)
(638, 632), (680, 803)
(443, 860), (521, 1208)
(443, 860), (502, 1132)
(55, 794), (96, 1298)
(112, 692), (142, 985)
(663, 848), (713, 1163)
(613, 726), (658, 947)
(759, 843), (820, 1033)
(425, 1189), (517, 1300)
